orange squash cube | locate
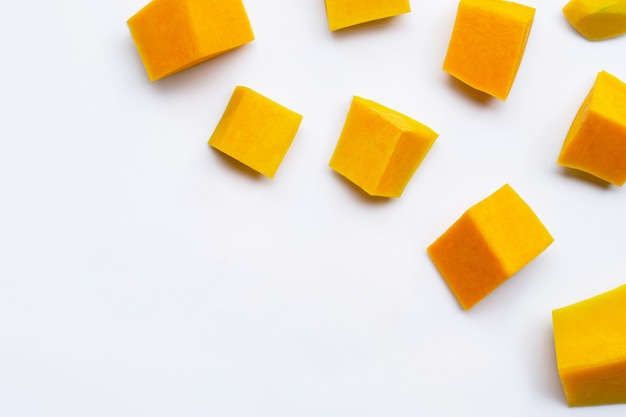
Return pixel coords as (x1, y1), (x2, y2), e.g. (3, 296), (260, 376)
(558, 71), (626, 186)
(563, 0), (626, 41)
(442, 0), (535, 100)
(329, 96), (438, 198)
(553, 284), (626, 406)
(427, 184), (553, 310)
(209, 86), (302, 178)
(127, 0), (254, 81)
(324, 0), (411, 31)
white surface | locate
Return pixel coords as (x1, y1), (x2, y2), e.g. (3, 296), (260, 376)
(1, 0), (626, 415)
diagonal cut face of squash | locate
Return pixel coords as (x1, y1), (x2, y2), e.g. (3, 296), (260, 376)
(563, 0), (626, 40)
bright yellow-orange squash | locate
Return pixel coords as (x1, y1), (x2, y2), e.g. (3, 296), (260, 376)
(209, 86), (302, 178)
(563, 0), (626, 41)
(558, 71), (626, 186)
(324, 0), (411, 31)
(127, 0), (254, 81)
(329, 96), (438, 198)
(428, 184), (553, 310)
(443, 0), (535, 100)
(553, 284), (626, 406)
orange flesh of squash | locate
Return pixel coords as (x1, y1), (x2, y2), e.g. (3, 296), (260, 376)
(563, 0), (626, 41)
(558, 71), (626, 186)
(552, 284), (626, 406)
(443, 0), (535, 100)
(324, 0), (411, 31)
(329, 97), (438, 198)
(208, 86), (303, 178)
(428, 184), (553, 310)
(127, 0), (254, 81)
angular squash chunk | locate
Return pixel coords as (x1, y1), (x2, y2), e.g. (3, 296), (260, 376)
(209, 86), (302, 178)
(324, 0), (411, 31)
(127, 0), (254, 81)
(329, 96), (438, 198)
(442, 0), (535, 100)
(427, 184), (553, 310)
(558, 71), (626, 186)
(563, 0), (626, 41)
(553, 284), (626, 406)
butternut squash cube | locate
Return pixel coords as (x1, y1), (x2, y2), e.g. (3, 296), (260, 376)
(127, 0), (254, 81)
(323, 0), (411, 31)
(563, 0), (626, 41)
(208, 86), (303, 178)
(558, 71), (626, 186)
(442, 0), (535, 100)
(553, 284), (626, 406)
(427, 184), (553, 310)
(329, 96), (438, 198)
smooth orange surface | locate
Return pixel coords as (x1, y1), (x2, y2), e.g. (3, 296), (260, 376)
(127, 0), (254, 81)
(324, 0), (411, 31)
(209, 86), (302, 178)
(563, 0), (626, 40)
(428, 184), (553, 310)
(558, 71), (626, 186)
(553, 284), (626, 406)
(442, 0), (535, 100)
(329, 97), (438, 198)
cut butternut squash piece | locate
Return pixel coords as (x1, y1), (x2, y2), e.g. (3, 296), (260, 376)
(127, 0), (254, 81)
(323, 0), (411, 31)
(442, 0), (535, 100)
(553, 284), (626, 406)
(427, 184), (553, 310)
(558, 71), (626, 186)
(209, 86), (302, 178)
(563, 0), (626, 41)
(329, 96), (438, 198)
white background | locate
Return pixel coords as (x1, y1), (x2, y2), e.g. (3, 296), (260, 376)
(2, 0), (626, 415)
